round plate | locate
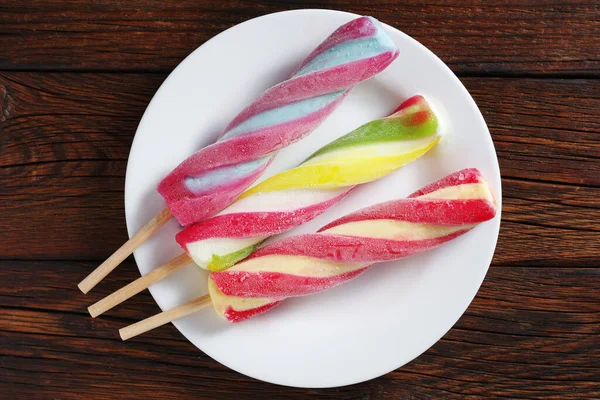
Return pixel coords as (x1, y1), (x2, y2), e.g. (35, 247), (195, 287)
(125, 9), (501, 388)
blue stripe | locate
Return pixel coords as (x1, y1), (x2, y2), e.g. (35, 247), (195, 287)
(219, 18), (395, 141)
(219, 90), (346, 140)
(293, 18), (396, 77)
(184, 156), (272, 194)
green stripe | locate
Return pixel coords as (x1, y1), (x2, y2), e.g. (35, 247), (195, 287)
(206, 241), (264, 272)
(305, 106), (438, 161)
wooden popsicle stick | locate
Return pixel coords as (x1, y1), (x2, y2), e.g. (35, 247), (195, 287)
(78, 207), (173, 294)
(119, 294), (212, 341)
(88, 253), (192, 318)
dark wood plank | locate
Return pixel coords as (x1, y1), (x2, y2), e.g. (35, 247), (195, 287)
(1, 261), (598, 398)
(495, 187), (600, 267)
(1, 2), (598, 398)
(0, 73), (165, 260)
(1, 73), (599, 263)
(463, 77), (600, 187)
(1, 1), (599, 75)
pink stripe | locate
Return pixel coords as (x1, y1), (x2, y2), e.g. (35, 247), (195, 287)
(224, 301), (282, 323)
(391, 95), (425, 114)
(177, 189), (352, 245)
(212, 268), (368, 298)
(409, 168), (483, 198)
(225, 51), (396, 130)
(249, 230), (469, 263)
(319, 198), (497, 231)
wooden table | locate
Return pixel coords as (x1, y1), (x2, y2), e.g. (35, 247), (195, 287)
(2, 1), (599, 398)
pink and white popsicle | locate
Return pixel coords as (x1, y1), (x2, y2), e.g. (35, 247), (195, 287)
(207, 168), (498, 322)
(158, 16), (399, 225)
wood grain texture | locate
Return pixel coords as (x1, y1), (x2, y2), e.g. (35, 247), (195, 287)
(1, 73), (598, 263)
(1, 261), (598, 399)
(1, 0), (599, 75)
(1, 4), (600, 396)
(0, 73), (164, 260)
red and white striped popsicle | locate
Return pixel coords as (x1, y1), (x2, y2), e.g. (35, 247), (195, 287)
(207, 168), (498, 322)
(119, 169), (497, 339)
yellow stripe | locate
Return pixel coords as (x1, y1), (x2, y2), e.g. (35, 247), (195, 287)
(228, 254), (367, 277)
(418, 182), (495, 203)
(240, 137), (440, 197)
(208, 277), (273, 318)
(322, 219), (473, 239)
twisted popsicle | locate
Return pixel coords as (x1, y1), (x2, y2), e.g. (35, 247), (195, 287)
(177, 95), (440, 272)
(88, 95), (440, 317)
(160, 16), (399, 226)
(207, 168), (497, 322)
(79, 16), (399, 293)
(119, 169), (497, 339)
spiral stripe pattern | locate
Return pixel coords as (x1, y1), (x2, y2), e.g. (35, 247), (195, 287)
(207, 168), (498, 322)
(177, 95), (440, 271)
(158, 16), (399, 225)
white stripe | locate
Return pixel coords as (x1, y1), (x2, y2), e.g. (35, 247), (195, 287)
(208, 278), (273, 317)
(303, 136), (440, 166)
(218, 187), (348, 214)
(186, 237), (266, 269)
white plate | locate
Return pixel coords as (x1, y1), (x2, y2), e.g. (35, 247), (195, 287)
(125, 9), (501, 388)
